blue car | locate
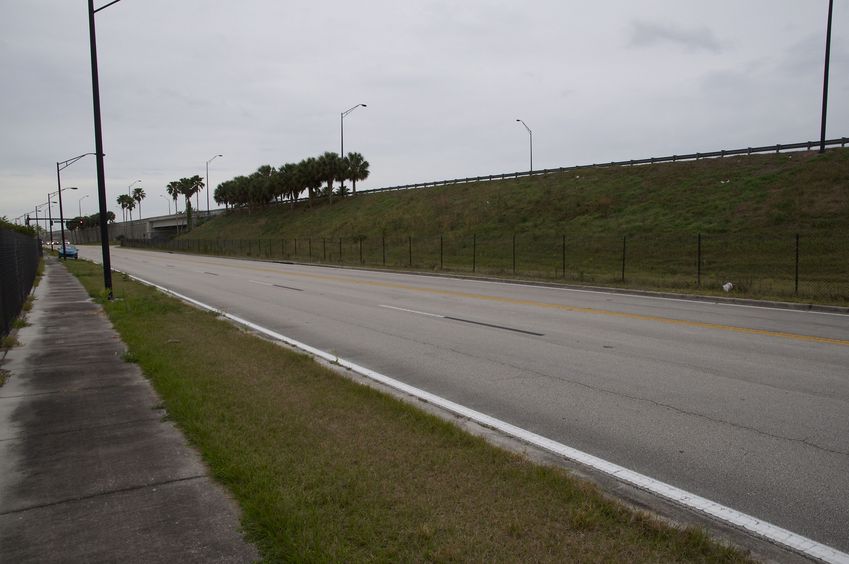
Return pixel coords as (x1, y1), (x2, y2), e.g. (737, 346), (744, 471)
(57, 244), (79, 259)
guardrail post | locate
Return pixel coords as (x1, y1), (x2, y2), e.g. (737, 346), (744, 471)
(795, 233), (800, 295)
(621, 235), (627, 282)
(512, 233), (516, 275)
(472, 234), (476, 273)
(697, 233), (702, 288)
(562, 234), (566, 279)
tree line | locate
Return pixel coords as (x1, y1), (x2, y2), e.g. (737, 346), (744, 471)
(65, 211), (116, 231)
(214, 151), (369, 210)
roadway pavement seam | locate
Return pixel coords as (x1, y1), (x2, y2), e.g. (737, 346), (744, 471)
(0, 474), (208, 517)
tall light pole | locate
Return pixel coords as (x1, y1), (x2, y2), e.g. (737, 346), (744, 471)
(820, 0), (835, 153)
(341, 104), (366, 190)
(516, 119), (533, 173)
(160, 194), (171, 215)
(206, 154), (222, 214)
(47, 186), (77, 259)
(127, 179), (141, 225)
(46, 195), (56, 245)
(88, 0), (123, 299)
(78, 194), (90, 217)
(57, 153), (96, 258)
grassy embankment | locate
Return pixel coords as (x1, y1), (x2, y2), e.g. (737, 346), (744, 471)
(172, 150), (849, 303)
(65, 257), (752, 562)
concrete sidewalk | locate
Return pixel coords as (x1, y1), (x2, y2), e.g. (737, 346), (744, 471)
(0, 258), (258, 563)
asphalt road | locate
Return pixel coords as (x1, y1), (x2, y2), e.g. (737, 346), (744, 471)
(79, 247), (849, 553)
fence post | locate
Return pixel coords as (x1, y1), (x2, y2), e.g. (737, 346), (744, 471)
(408, 236), (412, 267)
(323, 238), (326, 261)
(294, 238), (298, 257)
(339, 237), (342, 264)
(440, 235), (443, 270)
(512, 233), (516, 275)
(697, 233), (702, 288)
(795, 233), (800, 295)
(473, 234), (476, 273)
(281, 239), (284, 258)
(382, 234), (386, 266)
(562, 234), (566, 279)
(621, 235), (627, 282)
(359, 238), (363, 264)
(308, 238), (312, 262)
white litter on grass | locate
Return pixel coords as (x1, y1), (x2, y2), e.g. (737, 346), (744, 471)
(722, 282), (734, 292)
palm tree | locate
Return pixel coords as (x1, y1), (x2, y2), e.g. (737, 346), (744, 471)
(278, 162), (300, 208)
(166, 181), (181, 214)
(126, 198), (136, 221)
(297, 157), (322, 206)
(178, 175), (205, 230)
(132, 187), (146, 219)
(346, 152), (370, 194)
(116, 194), (129, 222)
(316, 151), (343, 204)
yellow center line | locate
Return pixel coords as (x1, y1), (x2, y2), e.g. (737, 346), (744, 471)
(177, 255), (849, 347)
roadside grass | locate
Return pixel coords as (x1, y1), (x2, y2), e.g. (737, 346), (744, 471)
(1, 336), (19, 350)
(147, 149), (849, 304)
(64, 257), (752, 562)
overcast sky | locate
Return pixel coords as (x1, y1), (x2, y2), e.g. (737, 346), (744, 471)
(1, 1), (846, 221)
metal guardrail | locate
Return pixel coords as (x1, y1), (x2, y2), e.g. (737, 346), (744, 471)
(363, 137), (849, 195)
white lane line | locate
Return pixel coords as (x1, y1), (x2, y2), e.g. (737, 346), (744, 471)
(116, 271), (849, 564)
(379, 304), (445, 318)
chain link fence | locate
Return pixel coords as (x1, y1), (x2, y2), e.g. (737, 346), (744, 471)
(125, 231), (849, 304)
(0, 229), (42, 337)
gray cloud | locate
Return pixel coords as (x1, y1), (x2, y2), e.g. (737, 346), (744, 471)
(628, 20), (722, 53)
(1, 1), (846, 220)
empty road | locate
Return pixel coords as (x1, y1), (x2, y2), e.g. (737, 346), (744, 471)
(79, 246), (849, 554)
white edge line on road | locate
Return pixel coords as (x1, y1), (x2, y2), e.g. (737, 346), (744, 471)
(122, 271), (849, 564)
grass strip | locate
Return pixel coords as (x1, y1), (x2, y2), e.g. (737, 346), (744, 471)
(65, 258), (752, 562)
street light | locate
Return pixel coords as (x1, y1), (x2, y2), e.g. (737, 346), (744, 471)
(160, 194), (171, 215)
(57, 152), (95, 260)
(516, 119), (533, 173)
(88, 0), (124, 299)
(820, 0), (835, 153)
(78, 194), (90, 217)
(206, 154), (222, 214)
(341, 104), (366, 189)
(128, 179), (141, 196)
(50, 186), (77, 259)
